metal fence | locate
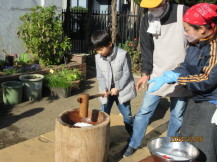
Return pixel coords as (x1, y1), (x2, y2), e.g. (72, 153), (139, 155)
(62, 10), (141, 54)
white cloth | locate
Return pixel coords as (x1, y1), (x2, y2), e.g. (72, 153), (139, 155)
(211, 109), (217, 125)
(147, 18), (161, 35)
(74, 122), (93, 127)
(147, 3), (170, 36)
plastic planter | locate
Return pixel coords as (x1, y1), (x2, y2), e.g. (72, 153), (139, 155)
(1, 81), (24, 105)
(19, 74), (44, 101)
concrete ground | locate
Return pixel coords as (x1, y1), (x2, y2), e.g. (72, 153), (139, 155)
(0, 69), (170, 162)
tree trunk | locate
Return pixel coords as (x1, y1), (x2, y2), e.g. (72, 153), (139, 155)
(63, 0), (71, 38)
(84, 0), (93, 53)
(111, 0), (117, 44)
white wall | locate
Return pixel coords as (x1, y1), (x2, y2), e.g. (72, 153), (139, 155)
(0, 0), (61, 60)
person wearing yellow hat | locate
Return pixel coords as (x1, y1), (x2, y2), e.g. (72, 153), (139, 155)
(123, 0), (191, 158)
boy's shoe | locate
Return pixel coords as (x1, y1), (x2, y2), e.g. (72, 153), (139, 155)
(123, 145), (136, 158)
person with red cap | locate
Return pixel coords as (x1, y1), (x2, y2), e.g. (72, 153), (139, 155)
(147, 3), (217, 161)
(123, 0), (191, 158)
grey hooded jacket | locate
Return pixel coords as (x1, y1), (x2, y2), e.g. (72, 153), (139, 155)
(95, 46), (137, 104)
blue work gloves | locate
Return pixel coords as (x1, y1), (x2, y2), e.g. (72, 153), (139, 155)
(164, 71), (180, 81)
(147, 71), (180, 93)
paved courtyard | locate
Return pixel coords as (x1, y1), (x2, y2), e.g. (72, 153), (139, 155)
(0, 69), (170, 161)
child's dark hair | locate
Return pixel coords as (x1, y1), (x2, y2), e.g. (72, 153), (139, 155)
(91, 30), (112, 49)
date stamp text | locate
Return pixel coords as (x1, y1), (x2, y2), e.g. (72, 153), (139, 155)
(170, 136), (203, 142)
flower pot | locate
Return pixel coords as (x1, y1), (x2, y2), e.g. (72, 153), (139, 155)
(71, 54), (89, 64)
(5, 55), (14, 66)
(1, 81), (24, 105)
(19, 74), (44, 101)
(50, 87), (72, 98)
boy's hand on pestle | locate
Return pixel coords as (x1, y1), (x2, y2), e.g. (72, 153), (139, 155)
(111, 88), (119, 96)
(102, 90), (109, 98)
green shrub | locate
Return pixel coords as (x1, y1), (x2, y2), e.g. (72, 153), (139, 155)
(60, 68), (83, 81)
(15, 53), (31, 65)
(45, 68), (83, 88)
(3, 64), (41, 75)
(3, 66), (20, 75)
(17, 5), (72, 66)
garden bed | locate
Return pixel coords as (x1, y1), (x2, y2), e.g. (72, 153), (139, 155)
(0, 62), (86, 84)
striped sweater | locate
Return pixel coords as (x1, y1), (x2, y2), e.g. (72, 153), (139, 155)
(173, 36), (217, 102)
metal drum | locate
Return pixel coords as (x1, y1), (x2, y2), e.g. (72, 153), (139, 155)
(147, 137), (199, 162)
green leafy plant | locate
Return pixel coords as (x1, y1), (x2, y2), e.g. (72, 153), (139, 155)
(60, 68), (83, 82)
(15, 53), (31, 65)
(17, 5), (72, 66)
(3, 66), (20, 75)
(45, 68), (83, 88)
(3, 64), (41, 75)
(118, 39), (141, 74)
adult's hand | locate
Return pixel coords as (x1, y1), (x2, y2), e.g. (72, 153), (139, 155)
(136, 75), (150, 91)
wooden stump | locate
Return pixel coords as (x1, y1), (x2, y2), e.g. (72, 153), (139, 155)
(55, 108), (110, 162)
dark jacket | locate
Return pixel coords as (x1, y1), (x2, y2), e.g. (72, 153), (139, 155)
(173, 37), (217, 102)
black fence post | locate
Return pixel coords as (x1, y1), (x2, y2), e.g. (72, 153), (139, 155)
(63, 0), (71, 38)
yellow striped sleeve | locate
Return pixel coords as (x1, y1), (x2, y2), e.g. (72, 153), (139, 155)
(178, 39), (217, 85)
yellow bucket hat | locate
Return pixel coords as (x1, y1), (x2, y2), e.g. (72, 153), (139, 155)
(140, 0), (163, 8)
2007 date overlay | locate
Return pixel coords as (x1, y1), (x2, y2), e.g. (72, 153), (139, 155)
(170, 137), (203, 142)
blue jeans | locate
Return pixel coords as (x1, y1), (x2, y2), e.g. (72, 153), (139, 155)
(101, 95), (133, 135)
(129, 92), (187, 149)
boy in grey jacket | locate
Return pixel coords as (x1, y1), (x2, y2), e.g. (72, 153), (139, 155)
(91, 30), (137, 135)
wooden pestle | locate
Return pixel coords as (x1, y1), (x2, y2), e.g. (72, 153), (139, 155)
(78, 92), (112, 118)
(79, 93), (89, 118)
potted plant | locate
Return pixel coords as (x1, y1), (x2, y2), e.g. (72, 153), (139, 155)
(17, 5), (72, 66)
(45, 68), (83, 98)
(1, 81), (24, 105)
(60, 68), (83, 89)
(19, 74), (44, 101)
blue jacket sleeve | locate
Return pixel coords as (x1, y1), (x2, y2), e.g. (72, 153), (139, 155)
(177, 65), (217, 92)
(174, 45), (217, 92)
(173, 48), (191, 76)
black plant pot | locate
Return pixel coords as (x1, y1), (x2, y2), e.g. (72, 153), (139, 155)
(5, 55), (14, 66)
